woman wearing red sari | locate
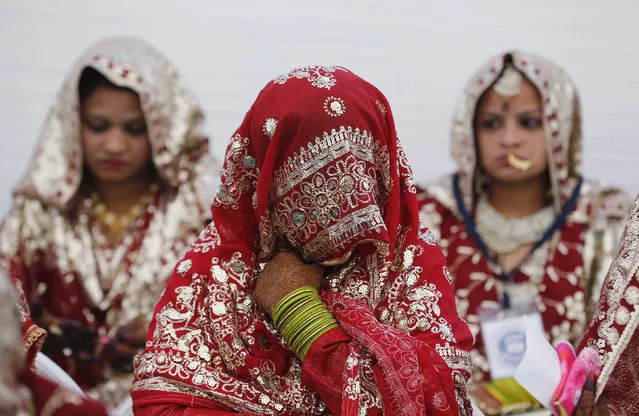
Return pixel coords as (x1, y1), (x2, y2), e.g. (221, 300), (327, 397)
(572, 195), (639, 415)
(0, 270), (108, 415)
(131, 66), (475, 415)
(0, 36), (214, 406)
(417, 51), (631, 388)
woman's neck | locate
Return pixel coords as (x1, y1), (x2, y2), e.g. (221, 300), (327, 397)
(487, 178), (547, 218)
(94, 171), (156, 215)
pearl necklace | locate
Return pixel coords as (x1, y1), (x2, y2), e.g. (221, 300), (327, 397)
(475, 196), (555, 255)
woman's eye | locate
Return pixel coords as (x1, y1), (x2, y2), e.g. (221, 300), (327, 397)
(479, 119), (501, 129)
(84, 121), (110, 133)
(124, 123), (148, 135)
(124, 125), (146, 136)
(520, 118), (542, 128)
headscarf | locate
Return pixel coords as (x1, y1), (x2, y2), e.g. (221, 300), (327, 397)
(13, 36), (214, 210)
(133, 66), (474, 415)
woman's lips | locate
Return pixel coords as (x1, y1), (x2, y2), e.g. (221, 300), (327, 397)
(101, 160), (127, 170)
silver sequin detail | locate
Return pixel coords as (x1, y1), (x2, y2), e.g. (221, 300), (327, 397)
(324, 96), (346, 117)
(263, 118), (277, 138)
(177, 259), (192, 276)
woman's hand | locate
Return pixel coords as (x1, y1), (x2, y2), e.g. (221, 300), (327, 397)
(551, 344), (601, 416)
(104, 317), (149, 372)
(115, 317), (148, 350)
(573, 378), (596, 416)
(254, 251), (323, 316)
(34, 309), (99, 359)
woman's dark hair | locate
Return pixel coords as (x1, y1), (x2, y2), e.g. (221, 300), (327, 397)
(78, 67), (135, 103)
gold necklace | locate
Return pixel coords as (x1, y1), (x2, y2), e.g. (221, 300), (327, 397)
(91, 183), (159, 234)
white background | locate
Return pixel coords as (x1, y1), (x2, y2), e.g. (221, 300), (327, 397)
(1, 0), (638, 214)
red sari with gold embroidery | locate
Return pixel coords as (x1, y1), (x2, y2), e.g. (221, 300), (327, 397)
(132, 66), (474, 415)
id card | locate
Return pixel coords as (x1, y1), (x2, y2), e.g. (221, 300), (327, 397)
(480, 305), (544, 381)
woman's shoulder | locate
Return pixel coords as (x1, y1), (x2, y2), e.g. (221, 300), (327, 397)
(2, 196), (56, 232)
(0, 197), (56, 271)
(416, 174), (461, 239)
(574, 179), (633, 230)
(0, 197), (56, 259)
(416, 174), (457, 212)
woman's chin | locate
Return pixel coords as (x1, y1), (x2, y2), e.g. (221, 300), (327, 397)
(488, 170), (545, 186)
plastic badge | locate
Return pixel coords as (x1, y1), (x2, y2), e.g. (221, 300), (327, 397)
(480, 305), (545, 381)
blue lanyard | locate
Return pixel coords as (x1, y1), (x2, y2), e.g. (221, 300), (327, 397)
(452, 173), (583, 308)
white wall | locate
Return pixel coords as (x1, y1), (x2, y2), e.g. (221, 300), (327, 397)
(1, 0), (638, 214)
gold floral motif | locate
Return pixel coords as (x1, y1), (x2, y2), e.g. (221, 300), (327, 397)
(397, 143), (417, 194)
(263, 118), (277, 138)
(387, 247), (456, 342)
(189, 220), (221, 254)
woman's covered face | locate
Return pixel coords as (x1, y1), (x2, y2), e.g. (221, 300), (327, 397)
(81, 86), (153, 185)
(475, 70), (548, 185)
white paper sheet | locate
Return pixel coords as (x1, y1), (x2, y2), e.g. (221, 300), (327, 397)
(513, 316), (561, 410)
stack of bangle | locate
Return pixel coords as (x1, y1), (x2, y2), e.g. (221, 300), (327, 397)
(272, 286), (339, 360)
